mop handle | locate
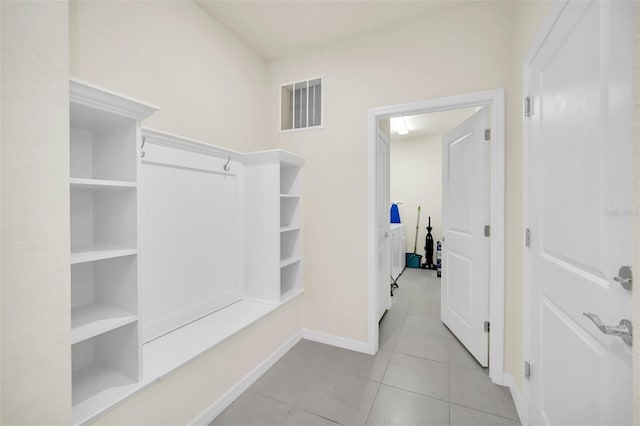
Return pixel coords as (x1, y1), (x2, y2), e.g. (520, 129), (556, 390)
(414, 206), (421, 254)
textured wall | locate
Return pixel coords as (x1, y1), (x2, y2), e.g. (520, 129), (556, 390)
(1, 1), (71, 424)
(70, 0), (269, 152)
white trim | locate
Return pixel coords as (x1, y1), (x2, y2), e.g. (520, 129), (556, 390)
(521, 2), (570, 425)
(367, 111), (379, 355)
(142, 128), (305, 168)
(189, 330), (304, 426)
(142, 128), (245, 161)
(367, 89), (507, 383)
(279, 124), (325, 134)
(302, 328), (373, 354)
(503, 373), (526, 426)
(70, 78), (158, 120)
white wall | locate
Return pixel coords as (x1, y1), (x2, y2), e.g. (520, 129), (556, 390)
(267, 1), (517, 346)
(1, 1), (71, 424)
(68, 2), (304, 424)
(390, 134), (443, 255)
(504, 0), (554, 392)
(266, 1), (558, 393)
(70, 0), (268, 152)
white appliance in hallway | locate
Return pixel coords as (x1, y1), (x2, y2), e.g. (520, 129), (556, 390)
(390, 223), (406, 280)
(440, 107), (490, 367)
(526, 1), (634, 425)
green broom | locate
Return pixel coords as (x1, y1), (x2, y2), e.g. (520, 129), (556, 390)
(413, 206), (421, 254)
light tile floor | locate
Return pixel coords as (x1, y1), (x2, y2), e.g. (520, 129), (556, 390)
(211, 268), (519, 426)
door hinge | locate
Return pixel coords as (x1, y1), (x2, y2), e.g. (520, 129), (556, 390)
(484, 128), (491, 141)
(484, 225), (490, 237)
(524, 361), (532, 379)
(524, 97), (533, 117)
(525, 228), (531, 248)
(484, 321), (490, 332)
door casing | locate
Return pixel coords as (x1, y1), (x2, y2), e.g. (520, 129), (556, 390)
(367, 89), (506, 385)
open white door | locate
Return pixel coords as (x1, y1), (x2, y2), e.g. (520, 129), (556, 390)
(377, 130), (391, 321)
(527, 1), (634, 425)
(441, 107), (490, 366)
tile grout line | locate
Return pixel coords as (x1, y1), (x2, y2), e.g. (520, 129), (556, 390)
(362, 380), (382, 426)
(246, 389), (296, 410)
(251, 355), (382, 426)
(449, 402), (521, 423)
(378, 382), (452, 406)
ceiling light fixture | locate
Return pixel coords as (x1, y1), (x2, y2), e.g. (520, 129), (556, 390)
(391, 117), (409, 135)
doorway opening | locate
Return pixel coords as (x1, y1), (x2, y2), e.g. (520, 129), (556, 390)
(367, 90), (506, 385)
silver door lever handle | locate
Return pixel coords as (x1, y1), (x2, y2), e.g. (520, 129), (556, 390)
(583, 313), (633, 346)
(614, 265), (632, 291)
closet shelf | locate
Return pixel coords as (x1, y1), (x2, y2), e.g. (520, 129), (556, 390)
(280, 288), (304, 304)
(71, 304), (137, 344)
(280, 256), (301, 268)
(72, 364), (138, 425)
(72, 297), (302, 425)
(71, 246), (138, 264)
(70, 178), (137, 189)
(280, 225), (301, 233)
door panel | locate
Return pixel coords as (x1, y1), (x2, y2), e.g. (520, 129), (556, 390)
(539, 1), (604, 277)
(447, 133), (474, 234)
(441, 107), (490, 366)
(377, 131), (391, 321)
(540, 297), (605, 426)
(528, 2), (634, 425)
(446, 252), (473, 325)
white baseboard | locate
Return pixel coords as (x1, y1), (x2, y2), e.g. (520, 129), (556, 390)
(189, 330), (304, 425)
(302, 328), (373, 355)
(503, 373), (526, 426)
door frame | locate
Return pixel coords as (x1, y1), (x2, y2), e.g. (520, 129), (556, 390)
(367, 89), (506, 384)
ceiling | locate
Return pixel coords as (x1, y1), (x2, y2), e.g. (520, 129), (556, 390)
(390, 108), (478, 140)
(196, 1), (469, 60)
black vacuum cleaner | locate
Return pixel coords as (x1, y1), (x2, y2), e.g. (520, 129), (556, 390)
(420, 216), (437, 270)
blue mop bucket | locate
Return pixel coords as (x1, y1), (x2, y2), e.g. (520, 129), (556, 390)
(405, 253), (422, 269)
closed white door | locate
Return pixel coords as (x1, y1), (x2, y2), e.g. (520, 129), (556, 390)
(527, 1), (634, 425)
(441, 107), (490, 366)
(377, 131), (391, 321)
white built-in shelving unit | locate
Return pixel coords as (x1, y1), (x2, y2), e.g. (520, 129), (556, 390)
(245, 151), (304, 303)
(69, 79), (157, 424)
(279, 161), (303, 301)
(67, 82), (305, 425)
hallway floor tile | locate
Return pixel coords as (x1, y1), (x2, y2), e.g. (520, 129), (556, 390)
(210, 268), (519, 426)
